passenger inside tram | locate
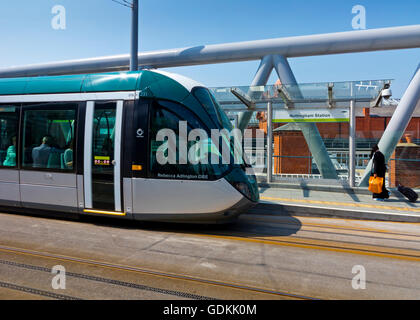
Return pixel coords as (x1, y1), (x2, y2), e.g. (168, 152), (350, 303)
(32, 136), (55, 168)
(21, 107), (75, 170)
(63, 140), (73, 169)
(2, 135), (16, 167)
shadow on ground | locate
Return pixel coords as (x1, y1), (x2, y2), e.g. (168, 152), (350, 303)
(79, 213), (302, 238)
(0, 206), (302, 239)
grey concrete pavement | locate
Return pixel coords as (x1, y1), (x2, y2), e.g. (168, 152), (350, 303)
(0, 210), (420, 299)
(255, 182), (420, 222)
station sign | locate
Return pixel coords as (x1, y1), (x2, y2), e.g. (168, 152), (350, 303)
(273, 108), (349, 123)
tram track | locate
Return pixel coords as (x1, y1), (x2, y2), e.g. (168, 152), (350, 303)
(2, 216), (420, 301)
(0, 244), (318, 300)
(0, 280), (81, 300)
(3, 210), (420, 263)
(242, 214), (420, 239)
(1, 212), (420, 299)
(210, 223), (420, 256)
(266, 226), (420, 245)
(232, 221), (420, 252)
(0, 259), (215, 300)
(233, 227), (420, 248)
(184, 231), (420, 262)
(141, 217), (420, 262)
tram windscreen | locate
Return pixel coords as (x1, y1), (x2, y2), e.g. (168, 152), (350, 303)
(148, 99), (231, 181)
(192, 87), (233, 131)
(193, 87), (249, 168)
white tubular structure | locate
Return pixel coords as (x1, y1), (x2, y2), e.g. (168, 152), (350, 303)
(359, 66), (420, 186)
(0, 25), (419, 77)
(272, 55), (338, 179)
(237, 55), (273, 131)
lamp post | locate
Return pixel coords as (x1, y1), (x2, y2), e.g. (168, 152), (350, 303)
(130, 0), (139, 71)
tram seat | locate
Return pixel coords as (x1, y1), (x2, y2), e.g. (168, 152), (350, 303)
(47, 152), (62, 169)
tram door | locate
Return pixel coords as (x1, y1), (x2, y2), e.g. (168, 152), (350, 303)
(83, 101), (123, 213)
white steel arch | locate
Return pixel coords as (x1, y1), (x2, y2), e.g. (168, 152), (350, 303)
(0, 25), (419, 78)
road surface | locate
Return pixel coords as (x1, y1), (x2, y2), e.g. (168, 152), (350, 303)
(0, 209), (419, 300)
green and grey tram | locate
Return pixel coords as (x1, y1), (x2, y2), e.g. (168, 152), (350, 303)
(0, 70), (259, 223)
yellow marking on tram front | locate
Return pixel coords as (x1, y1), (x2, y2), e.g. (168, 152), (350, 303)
(83, 209), (126, 216)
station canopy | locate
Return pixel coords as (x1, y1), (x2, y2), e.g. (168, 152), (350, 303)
(209, 80), (393, 111)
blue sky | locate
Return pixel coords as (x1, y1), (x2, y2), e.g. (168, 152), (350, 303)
(0, 0), (419, 97)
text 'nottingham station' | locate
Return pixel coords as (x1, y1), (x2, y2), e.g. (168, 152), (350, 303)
(0, 70), (259, 224)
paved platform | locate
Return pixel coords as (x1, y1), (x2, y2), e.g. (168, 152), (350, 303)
(251, 182), (420, 222)
(2, 211), (420, 299)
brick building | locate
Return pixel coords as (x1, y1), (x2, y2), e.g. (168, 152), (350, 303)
(256, 104), (420, 187)
(389, 134), (420, 188)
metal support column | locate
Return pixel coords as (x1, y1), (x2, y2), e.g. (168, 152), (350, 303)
(238, 55), (273, 131)
(130, 0), (139, 71)
(267, 101), (273, 183)
(272, 55), (338, 179)
(359, 66), (420, 186)
(349, 96), (356, 187)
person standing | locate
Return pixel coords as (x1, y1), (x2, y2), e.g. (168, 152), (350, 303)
(370, 144), (389, 201)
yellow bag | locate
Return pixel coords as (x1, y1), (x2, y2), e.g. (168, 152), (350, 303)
(368, 176), (384, 194)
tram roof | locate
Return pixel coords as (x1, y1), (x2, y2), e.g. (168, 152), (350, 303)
(0, 70), (193, 102)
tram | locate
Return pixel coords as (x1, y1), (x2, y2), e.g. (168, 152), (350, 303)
(0, 70), (259, 223)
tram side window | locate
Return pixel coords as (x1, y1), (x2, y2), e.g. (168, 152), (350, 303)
(149, 100), (230, 180)
(0, 105), (19, 168)
(22, 104), (77, 171)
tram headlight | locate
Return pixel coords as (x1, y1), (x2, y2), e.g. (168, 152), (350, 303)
(225, 167), (260, 202)
(232, 181), (253, 200)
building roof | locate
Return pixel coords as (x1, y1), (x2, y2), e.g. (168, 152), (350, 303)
(357, 104), (420, 117)
(273, 123), (303, 132)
